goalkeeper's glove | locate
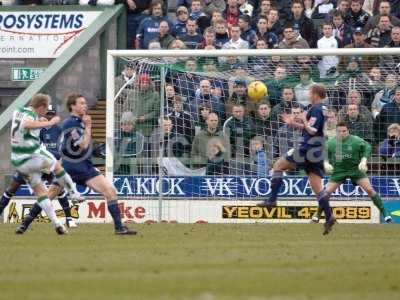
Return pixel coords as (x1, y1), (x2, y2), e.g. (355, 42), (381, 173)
(358, 157), (368, 172)
(324, 161), (334, 174)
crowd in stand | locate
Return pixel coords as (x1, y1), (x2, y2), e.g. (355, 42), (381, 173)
(2, 0), (400, 175)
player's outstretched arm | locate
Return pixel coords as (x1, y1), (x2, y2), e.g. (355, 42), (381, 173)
(24, 116), (60, 129)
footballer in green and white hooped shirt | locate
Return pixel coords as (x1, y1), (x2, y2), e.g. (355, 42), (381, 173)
(10, 94), (82, 235)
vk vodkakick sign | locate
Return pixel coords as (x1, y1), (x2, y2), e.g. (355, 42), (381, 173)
(14, 176), (400, 199)
(0, 11), (101, 58)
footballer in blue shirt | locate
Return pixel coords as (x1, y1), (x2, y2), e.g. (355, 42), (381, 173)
(258, 85), (336, 235)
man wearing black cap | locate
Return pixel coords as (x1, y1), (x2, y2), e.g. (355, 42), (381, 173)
(341, 27), (376, 71)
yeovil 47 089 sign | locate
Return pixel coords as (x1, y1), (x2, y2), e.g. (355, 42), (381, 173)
(0, 11), (101, 58)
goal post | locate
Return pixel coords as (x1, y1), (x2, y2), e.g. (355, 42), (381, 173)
(105, 48), (400, 224)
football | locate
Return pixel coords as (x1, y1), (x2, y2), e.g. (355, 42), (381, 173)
(247, 80), (268, 102)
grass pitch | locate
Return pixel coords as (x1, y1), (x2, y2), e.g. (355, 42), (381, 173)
(0, 223), (399, 300)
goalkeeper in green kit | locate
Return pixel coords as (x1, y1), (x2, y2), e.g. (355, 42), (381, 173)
(312, 122), (392, 229)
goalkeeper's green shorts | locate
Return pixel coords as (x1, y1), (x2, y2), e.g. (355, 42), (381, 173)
(329, 169), (368, 185)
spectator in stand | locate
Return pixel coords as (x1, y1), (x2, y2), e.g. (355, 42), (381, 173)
(303, 0), (315, 19)
(367, 66), (384, 96)
(332, 9), (354, 47)
(193, 79), (225, 122)
(174, 58), (200, 102)
(210, 10), (224, 26)
(267, 7), (283, 38)
(341, 27), (375, 70)
(223, 103), (255, 161)
(197, 102), (212, 131)
(294, 66), (316, 107)
(206, 139), (228, 175)
(189, 0), (208, 20)
(381, 26), (400, 70)
(379, 123), (400, 158)
(253, 0), (272, 24)
(254, 101), (273, 137)
(115, 111), (145, 175)
(250, 136), (269, 176)
(274, 104), (303, 157)
(317, 22), (339, 79)
(278, 24), (310, 49)
(238, 15), (258, 47)
(372, 74), (398, 117)
(172, 6), (189, 37)
(197, 27), (218, 49)
(375, 86), (400, 142)
(224, 0), (242, 30)
(126, 0), (152, 49)
(214, 19), (230, 48)
(114, 62), (135, 109)
(226, 79), (257, 118)
(275, 0), (293, 21)
(335, 58), (370, 93)
(266, 65), (288, 106)
(204, 2), (226, 17)
(136, 0), (169, 49)
(221, 24), (249, 64)
(158, 20), (175, 49)
(338, 89), (374, 122)
(250, 39), (270, 74)
(149, 117), (191, 160)
(366, 14), (393, 47)
(167, 96), (195, 144)
(294, 55), (320, 78)
(312, 0), (334, 20)
(132, 74), (160, 137)
(255, 16), (279, 49)
(385, 25), (400, 47)
(341, 103), (374, 143)
(364, 0), (400, 33)
(165, 84), (178, 113)
(335, 0), (352, 24)
(191, 113), (230, 166)
(285, 0), (317, 48)
(169, 39), (187, 50)
(324, 107), (338, 140)
(178, 18), (203, 49)
(270, 87), (302, 131)
(348, 0), (370, 30)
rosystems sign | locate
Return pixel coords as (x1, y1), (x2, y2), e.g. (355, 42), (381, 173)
(0, 11), (101, 58)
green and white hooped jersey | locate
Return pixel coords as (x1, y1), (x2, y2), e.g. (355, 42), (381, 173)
(11, 107), (41, 166)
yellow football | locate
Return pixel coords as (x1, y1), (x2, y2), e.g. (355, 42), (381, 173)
(247, 81), (268, 102)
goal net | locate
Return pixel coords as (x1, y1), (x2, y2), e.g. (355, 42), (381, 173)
(106, 48), (400, 224)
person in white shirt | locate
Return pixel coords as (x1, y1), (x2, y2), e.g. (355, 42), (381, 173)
(220, 24), (249, 64)
(317, 22), (339, 78)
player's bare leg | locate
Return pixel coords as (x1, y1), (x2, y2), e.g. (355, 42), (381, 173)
(356, 178), (392, 223)
(86, 175), (137, 235)
(16, 180), (67, 235)
(52, 161), (84, 203)
(259, 157), (296, 207)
